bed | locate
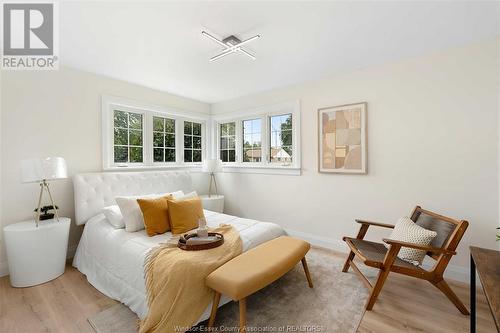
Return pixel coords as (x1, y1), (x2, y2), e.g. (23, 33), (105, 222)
(72, 171), (285, 321)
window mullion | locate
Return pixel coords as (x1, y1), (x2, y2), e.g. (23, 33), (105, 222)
(145, 112), (152, 166)
(262, 115), (269, 166)
(292, 112), (298, 168)
(201, 122), (206, 162)
(178, 119), (184, 165)
(216, 122), (220, 161)
(126, 113), (130, 163)
(236, 120), (242, 164)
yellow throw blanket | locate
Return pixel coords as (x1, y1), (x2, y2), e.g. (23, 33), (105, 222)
(139, 225), (242, 333)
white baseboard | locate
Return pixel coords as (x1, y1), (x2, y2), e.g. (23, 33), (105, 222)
(285, 228), (349, 253)
(285, 228), (470, 284)
(0, 243), (79, 278)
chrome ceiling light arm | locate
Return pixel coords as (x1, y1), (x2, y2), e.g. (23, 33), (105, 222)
(202, 30), (260, 62)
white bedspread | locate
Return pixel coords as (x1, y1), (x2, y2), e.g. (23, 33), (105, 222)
(73, 210), (285, 320)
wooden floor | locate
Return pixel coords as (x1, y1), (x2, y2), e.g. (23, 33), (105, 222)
(0, 258), (496, 333)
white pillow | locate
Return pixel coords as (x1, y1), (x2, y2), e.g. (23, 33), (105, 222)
(158, 190), (184, 199)
(178, 191), (198, 200)
(385, 217), (437, 265)
(116, 194), (157, 232)
(116, 191), (185, 232)
(102, 205), (124, 229)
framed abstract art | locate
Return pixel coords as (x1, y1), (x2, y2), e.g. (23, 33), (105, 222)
(318, 102), (367, 173)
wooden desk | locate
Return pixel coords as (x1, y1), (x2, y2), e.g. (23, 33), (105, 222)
(470, 246), (500, 333)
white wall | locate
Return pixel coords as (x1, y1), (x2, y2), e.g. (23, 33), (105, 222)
(0, 67), (210, 274)
(211, 38), (500, 279)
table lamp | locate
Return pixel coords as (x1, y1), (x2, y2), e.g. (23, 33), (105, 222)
(202, 159), (222, 198)
(21, 157), (68, 226)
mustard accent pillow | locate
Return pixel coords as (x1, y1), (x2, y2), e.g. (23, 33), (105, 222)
(167, 197), (205, 235)
(137, 195), (173, 236)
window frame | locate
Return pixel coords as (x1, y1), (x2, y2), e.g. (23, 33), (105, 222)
(111, 106), (147, 167)
(151, 112), (179, 166)
(212, 101), (301, 175)
(241, 117), (264, 166)
(102, 95), (208, 170)
(183, 120), (204, 163)
(269, 113), (294, 165)
(218, 121), (237, 163)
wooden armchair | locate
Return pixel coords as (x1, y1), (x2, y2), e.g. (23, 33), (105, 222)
(342, 206), (469, 314)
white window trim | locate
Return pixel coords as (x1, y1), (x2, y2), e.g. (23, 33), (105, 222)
(211, 100), (301, 176)
(102, 95), (209, 171)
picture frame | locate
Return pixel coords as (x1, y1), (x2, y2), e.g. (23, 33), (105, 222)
(318, 102), (367, 174)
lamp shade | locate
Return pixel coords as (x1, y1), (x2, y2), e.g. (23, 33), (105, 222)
(202, 159), (223, 173)
(21, 157), (68, 183)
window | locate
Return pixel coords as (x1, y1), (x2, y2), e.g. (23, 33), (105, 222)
(113, 110), (144, 163)
(270, 114), (292, 164)
(242, 119), (262, 163)
(213, 101), (300, 174)
(220, 122), (236, 162)
(104, 96), (298, 173)
(153, 116), (176, 163)
(184, 121), (203, 163)
(103, 96), (207, 170)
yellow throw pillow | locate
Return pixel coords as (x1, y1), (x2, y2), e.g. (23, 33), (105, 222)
(137, 195), (173, 236)
(167, 197), (205, 235)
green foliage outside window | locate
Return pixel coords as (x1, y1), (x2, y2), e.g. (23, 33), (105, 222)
(153, 116), (176, 163)
(184, 121), (202, 162)
(113, 110), (143, 163)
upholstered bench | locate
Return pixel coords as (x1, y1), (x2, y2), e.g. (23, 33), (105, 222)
(206, 236), (313, 332)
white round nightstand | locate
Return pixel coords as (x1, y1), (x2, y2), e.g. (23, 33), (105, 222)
(200, 194), (224, 213)
(3, 217), (70, 287)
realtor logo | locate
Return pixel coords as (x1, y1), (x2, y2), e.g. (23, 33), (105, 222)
(1, 2), (59, 70)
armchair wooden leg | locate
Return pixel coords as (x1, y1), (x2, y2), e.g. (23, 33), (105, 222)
(342, 251), (355, 273)
(365, 267), (391, 310)
(208, 292), (221, 328)
(366, 244), (399, 311)
(239, 298), (247, 333)
(301, 257), (313, 288)
(432, 279), (470, 315)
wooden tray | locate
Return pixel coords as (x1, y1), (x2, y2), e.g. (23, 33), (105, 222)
(177, 232), (224, 251)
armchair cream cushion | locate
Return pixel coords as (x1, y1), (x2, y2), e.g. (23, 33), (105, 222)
(386, 217), (437, 265)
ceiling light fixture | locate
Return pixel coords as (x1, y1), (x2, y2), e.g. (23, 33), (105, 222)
(202, 30), (260, 62)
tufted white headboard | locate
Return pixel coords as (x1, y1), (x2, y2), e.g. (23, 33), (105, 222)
(73, 171), (193, 225)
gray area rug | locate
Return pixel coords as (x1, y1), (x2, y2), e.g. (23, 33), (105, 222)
(88, 248), (375, 333)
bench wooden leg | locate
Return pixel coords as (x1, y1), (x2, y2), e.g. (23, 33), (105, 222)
(301, 257), (313, 288)
(208, 292), (221, 328)
(239, 298), (247, 332)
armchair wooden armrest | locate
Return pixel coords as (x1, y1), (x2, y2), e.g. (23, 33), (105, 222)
(356, 219), (395, 229)
(382, 238), (457, 255)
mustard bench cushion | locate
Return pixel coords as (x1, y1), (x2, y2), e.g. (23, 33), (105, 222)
(206, 236), (310, 300)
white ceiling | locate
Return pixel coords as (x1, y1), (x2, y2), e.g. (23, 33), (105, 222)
(60, 1), (500, 103)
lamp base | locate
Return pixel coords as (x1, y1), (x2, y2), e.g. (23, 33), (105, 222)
(208, 173), (219, 198)
(39, 213), (55, 221)
(35, 180), (60, 227)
